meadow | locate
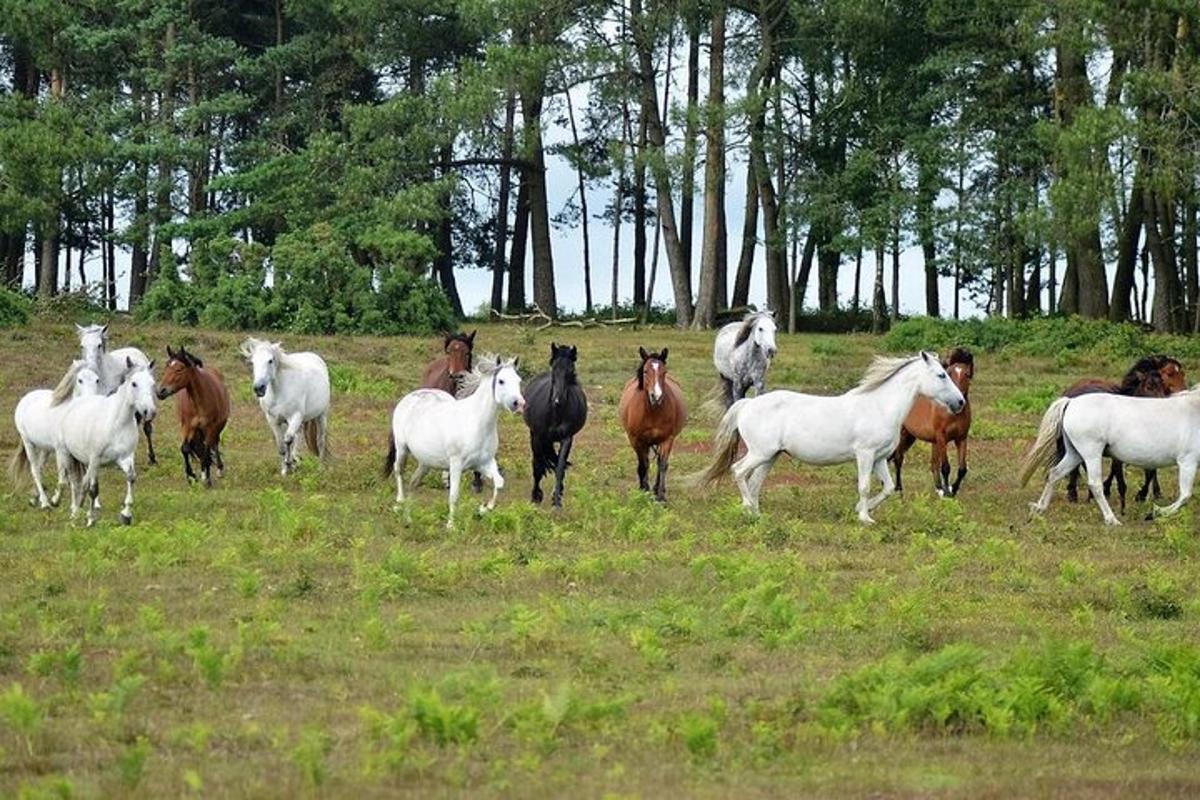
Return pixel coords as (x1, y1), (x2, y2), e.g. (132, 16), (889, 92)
(1, 320), (1199, 798)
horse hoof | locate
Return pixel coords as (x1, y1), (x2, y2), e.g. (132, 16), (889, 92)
(531, 490), (543, 504)
(119, 513), (132, 526)
(1104, 517), (1122, 527)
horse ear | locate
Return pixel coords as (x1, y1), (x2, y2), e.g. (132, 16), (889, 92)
(513, 356), (520, 369)
(468, 330), (476, 344)
(101, 324), (109, 336)
(239, 340), (253, 359)
(569, 345), (577, 360)
(167, 345), (176, 359)
(126, 356), (134, 370)
(146, 359), (155, 372)
(443, 333), (453, 350)
(921, 351), (933, 365)
(639, 346), (649, 361)
(76, 323), (86, 334)
(661, 348), (669, 362)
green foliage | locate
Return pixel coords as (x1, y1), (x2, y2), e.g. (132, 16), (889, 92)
(0, 286), (32, 327)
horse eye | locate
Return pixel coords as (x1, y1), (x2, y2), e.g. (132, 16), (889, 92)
(499, 379), (505, 385)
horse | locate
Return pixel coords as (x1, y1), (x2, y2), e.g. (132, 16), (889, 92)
(158, 346), (232, 487)
(240, 338), (331, 476)
(711, 310), (778, 408)
(1021, 388), (1200, 526)
(383, 354), (524, 529)
(694, 352), (966, 524)
(1060, 355), (1187, 512)
(10, 361), (102, 508)
(892, 347), (975, 497)
(57, 359), (157, 527)
(77, 323), (157, 464)
(523, 343), (589, 508)
(421, 330), (482, 493)
(618, 347), (687, 502)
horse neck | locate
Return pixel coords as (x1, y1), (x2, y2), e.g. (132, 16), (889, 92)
(863, 366), (924, 428)
(462, 374), (500, 428)
(953, 372), (971, 399)
(103, 382), (139, 427)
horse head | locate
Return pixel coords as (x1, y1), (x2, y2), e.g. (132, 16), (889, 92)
(444, 330), (476, 375)
(241, 338), (282, 398)
(918, 351), (965, 414)
(549, 342), (578, 409)
(76, 323), (109, 364)
(944, 347), (974, 395)
(638, 346), (669, 407)
(491, 356), (525, 414)
(123, 361), (158, 425)
(752, 314), (777, 359)
(1151, 355), (1187, 394)
(159, 345), (196, 399)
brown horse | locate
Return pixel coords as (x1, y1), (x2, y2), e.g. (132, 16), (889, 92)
(157, 346), (232, 487)
(422, 331), (476, 393)
(1061, 354), (1187, 511)
(618, 347), (687, 502)
(421, 330), (481, 491)
(892, 347), (974, 496)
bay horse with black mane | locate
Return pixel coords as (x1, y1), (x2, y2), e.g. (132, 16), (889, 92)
(523, 343), (588, 508)
(157, 346), (232, 487)
(619, 347), (688, 502)
(892, 347), (974, 497)
(1060, 354), (1187, 512)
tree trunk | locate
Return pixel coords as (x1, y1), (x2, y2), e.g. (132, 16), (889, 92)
(852, 245), (863, 313)
(38, 65), (66, 297)
(149, 21), (176, 290)
(917, 150), (939, 317)
(680, 20), (699, 271)
(435, 147), (464, 317)
(749, 72), (786, 319)
(490, 92), (516, 313)
(1145, 187), (1183, 331)
(105, 187), (117, 310)
(563, 79), (593, 313)
(633, 108), (647, 309)
(507, 171), (530, 312)
(1047, 241), (1057, 315)
(631, 0), (693, 326)
(1109, 179), (1144, 322)
(521, 87), (556, 316)
(890, 216), (901, 322)
(692, 0), (726, 329)
(793, 229), (816, 317)
(1183, 186), (1198, 324)
(732, 162), (757, 308)
(871, 241), (886, 334)
(817, 246), (840, 311)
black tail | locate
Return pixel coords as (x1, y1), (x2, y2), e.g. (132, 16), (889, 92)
(383, 434), (396, 478)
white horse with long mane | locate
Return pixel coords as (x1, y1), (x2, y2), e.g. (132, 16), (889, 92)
(384, 354), (525, 528)
(1021, 389), (1200, 525)
(240, 338), (331, 475)
(57, 359), (158, 526)
(10, 361), (103, 508)
(712, 310), (778, 408)
(695, 352), (966, 523)
(77, 323), (157, 464)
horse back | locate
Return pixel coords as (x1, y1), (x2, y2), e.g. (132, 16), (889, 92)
(420, 357), (456, 393)
(1062, 378), (1117, 398)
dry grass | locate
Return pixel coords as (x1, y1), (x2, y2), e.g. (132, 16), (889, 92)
(1, 319), (1198, 798)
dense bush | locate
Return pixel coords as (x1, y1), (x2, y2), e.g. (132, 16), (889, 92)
(885, 316), (1200, 361)
(136, 230), (454, 335)
(0, 286), (32, 327)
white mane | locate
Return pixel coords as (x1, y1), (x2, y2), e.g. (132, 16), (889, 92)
(50, 360), (87, 406)
(851, 355), (921, 394)
(456, 353), (515, 399)
(240, 337), (300, 369)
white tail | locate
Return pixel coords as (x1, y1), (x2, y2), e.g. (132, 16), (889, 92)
(1019, 397), (1071, 487)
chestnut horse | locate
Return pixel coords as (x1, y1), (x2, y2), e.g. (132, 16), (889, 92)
(619, 347), (687, 502)
(157, 346), (232, 487)
(892, 348), (974, 496)
(421, 331), (480, 491)
(1061, 354), (1187, 511)
(422, 331), (476, 392)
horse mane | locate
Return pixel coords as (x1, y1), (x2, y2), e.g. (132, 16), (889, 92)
(240, 337), (296, 369)
(945, 347), (973, 368)
(50, 360), (85, 406)
(852, 354), (921, 393)
(456, 353), (515, 399)
(733, 311), (773, 348)
(1117, 354), (1178, 395)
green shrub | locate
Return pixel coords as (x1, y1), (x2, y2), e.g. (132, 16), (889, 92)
(0, 286), (32, 327)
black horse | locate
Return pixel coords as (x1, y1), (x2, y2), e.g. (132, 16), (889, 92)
(523, 343), (588, 508)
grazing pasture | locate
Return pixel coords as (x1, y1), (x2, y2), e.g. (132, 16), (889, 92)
(2, 321), (1199, 798)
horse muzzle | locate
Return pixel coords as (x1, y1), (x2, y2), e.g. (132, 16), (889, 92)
(135, 408), (156, 425)
(156, 386), (178, 400)
(254, 384), (267, 398)
(512, 398), (526, 414)
(949, 398), (966, 414)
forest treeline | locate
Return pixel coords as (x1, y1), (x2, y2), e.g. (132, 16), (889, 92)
(0, 0), (1198, 333)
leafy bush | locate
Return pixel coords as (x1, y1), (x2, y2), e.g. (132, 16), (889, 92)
(885, 315), (1200, 361)
(0, 286), (32, 327)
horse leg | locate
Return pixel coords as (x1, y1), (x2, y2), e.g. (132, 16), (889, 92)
(731, 449), (775, 514)
(282, 414), (303, 475)
(58, 450), (80, 520)
(932, 433), (949, 496)
(143, 420), (157, 466)
(82, 461), (100, 528)
(196, 434), (214, 488)
(950, 438), (968, 496)
(445, 460), (463, 530)
(181, 441), (198, 483)
(26, 443), (51, 508)
(392, 443), (409, 507)
(866, 457), (897, 513)
(636, 443), (651, 492)
(479, 458), (504, 514)
(654, 439), (675, 503)
(891, 430), (914, 493)
(1151, 459), (1196, 519)
(552, 436), (573, 508)
(743, 456), (777, 512)
(1031, 444), (1083, 516)
(1081, 449), (1121, 526)
(471, 470), (483, 495)
(854, 451), (878, 524)
(213, 442), (225, 477)
(1107, 459), (1127, 514)
(118, 455), (136, 525)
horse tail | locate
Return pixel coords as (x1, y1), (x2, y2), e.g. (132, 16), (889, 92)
(691, 398), (749, 488)
(1020, 397), (1070, 487)
(383, 433), (397, 478)
(700, 379), (731, 420)
(8, 445), (29, 486)
(303, 417), (330, 462)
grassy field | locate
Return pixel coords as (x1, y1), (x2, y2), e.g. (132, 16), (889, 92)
(1, 320), (1198, 798)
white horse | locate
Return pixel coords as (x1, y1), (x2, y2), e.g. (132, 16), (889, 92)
(10, 361), (103, 508)
(77, 323), (157, 464)
(240, 338), (331, 475)
(57, 360), (158, 527)
(712, 310), (778, 408)
(695, 352), (966, 523)
(1021, 389), (1200, 525)
(384, 354), (525, 529)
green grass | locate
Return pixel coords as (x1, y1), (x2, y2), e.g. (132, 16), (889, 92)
(1, 320), (1199, 797)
